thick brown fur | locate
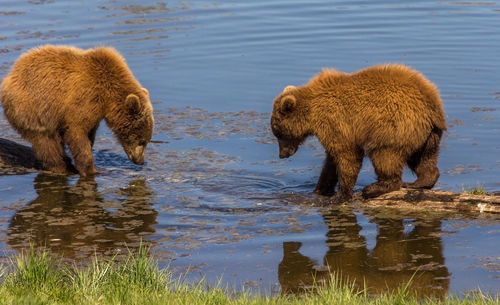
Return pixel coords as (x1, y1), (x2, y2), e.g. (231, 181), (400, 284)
(0, 45), (154, 177)
(271, 64), (446, 203)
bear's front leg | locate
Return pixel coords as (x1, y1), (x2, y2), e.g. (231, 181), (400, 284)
(327, 148), (363, 205)
(314, 153), (337, 196)
(64, 129), (98, 177)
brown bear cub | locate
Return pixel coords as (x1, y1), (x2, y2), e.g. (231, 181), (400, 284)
(0, 45), (154, 177)
(271, 64), (446, 204)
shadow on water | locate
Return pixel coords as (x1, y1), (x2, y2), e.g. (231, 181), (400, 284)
(279, 207), (449, 297)
(7, 173), (157, 259)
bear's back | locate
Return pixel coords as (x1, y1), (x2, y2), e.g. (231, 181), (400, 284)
(354, 65), (441, 104)
(308, 64), (446, 131)
(5, 45), (131, 95)
(353, 65), (442, 107)
(359, 64), (446, 131)
(0, 45), (136, 135)
(308, 65), (440, 104)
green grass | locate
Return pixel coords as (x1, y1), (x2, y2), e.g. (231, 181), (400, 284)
(0, 245), (497, 305)
(461, 184), (486, 195)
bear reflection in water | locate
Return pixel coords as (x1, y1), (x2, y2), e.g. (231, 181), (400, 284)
(8, 173), (157, 259)
(278, 209), (449, 297)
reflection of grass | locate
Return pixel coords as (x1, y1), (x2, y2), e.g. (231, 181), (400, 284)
(0, 245), (497, 305)
(461, 184), (486, 195)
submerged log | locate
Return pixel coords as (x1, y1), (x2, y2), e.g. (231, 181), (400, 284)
(358, 189), (500, 214)
(0, 138), (41, 175)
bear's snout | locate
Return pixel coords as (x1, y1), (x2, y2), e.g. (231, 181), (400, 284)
(279, 149), (293, 159)
(126, 145), (146, 165)
(278, 139), (298, 159)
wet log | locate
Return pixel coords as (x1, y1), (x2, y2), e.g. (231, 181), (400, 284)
(358, 189), (500, 214)
(0, 138), (41, 175)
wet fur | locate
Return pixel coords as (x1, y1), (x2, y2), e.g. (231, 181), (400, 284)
(0, 45), (154, 176)
(271, 64), (446, 203)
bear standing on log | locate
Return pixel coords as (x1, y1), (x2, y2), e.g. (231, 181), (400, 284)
(271, 64), (446, 204)
(0, 45), (154, 177)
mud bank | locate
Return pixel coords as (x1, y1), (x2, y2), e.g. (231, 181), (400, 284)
(357, 189), (500, 214)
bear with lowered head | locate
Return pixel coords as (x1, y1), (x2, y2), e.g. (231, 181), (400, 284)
(0, 45), (154, 177)
(271, 64), (446, 204)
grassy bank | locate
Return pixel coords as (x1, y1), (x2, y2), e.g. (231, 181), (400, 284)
(461, 184), (486, 195)
(0, 246), (497, 305)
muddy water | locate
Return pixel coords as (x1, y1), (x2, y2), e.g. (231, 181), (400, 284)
(1, 0), (500, 297)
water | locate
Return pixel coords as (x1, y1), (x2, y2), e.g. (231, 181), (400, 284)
(1, 0), (500, 297)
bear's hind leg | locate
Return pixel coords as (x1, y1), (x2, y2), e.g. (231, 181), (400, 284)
(402, 129), (442, 189)
(363, 149), (404, 199)
(29, 133), (71, 174)
(314, 153), (338, 196)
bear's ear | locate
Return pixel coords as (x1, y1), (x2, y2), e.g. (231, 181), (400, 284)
(125, 93), (143, 114)
(283, 85), (296, 94)
(280, 95), (296, 114)
(141, 87), (149, 96)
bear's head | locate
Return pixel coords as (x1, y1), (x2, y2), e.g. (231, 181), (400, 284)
(270, 85), (311, 159)
(115, 88), (154, 165)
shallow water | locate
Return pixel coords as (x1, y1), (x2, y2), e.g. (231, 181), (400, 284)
(1, 0), (500, 297)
